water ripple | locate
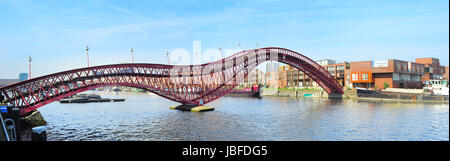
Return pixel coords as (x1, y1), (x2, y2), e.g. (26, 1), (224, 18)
(37, 91), (449, 141)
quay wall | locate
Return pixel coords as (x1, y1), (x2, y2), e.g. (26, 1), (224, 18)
(261, 88), (448, 103)
(261, 89), (357, 99)
(359, 91), (448, 103)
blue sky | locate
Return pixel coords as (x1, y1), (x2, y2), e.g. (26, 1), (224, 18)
(0, 0), (448, 78)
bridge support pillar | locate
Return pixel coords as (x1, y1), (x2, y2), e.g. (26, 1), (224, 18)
(18, 110), (47, 141)
(170, 104), (214, 112)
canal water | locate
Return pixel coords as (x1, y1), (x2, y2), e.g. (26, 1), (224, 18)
(37, 91), (449, 141)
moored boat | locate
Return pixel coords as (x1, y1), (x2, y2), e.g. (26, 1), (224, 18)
(59, 94), (125, 103)
(225, 85), (261, 98)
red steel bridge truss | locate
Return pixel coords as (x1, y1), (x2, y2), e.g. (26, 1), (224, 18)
(0, 47), (343, 116)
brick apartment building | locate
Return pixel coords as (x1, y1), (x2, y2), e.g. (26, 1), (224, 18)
(415, 58), (446, 84)
(445, 66), (449, 81)
(273, 62), (350, 89)
(350, 59), (424, 89)
(275, 65), (314, 89)
(323, 62), (350, 88)
(265, 71), (278, 87)
(240, 69), (265, 87)
(265, 58), (447, 90)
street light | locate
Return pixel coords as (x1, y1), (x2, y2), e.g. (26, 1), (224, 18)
(219, 47), (225, 82)
(219, 47), (223, 59)
(86, 45), (90, 67)
(131, 48), (134, 63)
(28, 56), (32, 80)
(166, 51), (170, 65)
(238, 43), (248, 86)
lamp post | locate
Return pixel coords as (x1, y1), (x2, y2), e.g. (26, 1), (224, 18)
(86, 45), (90, 67)
(131, 48), (134, 63)
(166, 51), (170, 65)
(238, 43), (248, 86)
(219, 47), (225, 82)
(219, 47), (223, 59)
(28, 56), (32, 80)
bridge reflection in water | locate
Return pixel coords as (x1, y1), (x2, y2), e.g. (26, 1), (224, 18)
(37, 91), (449, 141)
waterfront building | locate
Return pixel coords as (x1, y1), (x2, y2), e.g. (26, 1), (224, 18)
(444, 66), (449, 82)
(266, 61), (279, 73)
(323, 62), (351, 88)
(277, 66), (289, 89)
(266, 59), (340, 89)
(350, 59), (424, 89)
(415, 58), (446, 84)
(19, 73), (28, 82)
(315, 59), (336, 66)
(274, 60), (350, 89)
(265, 71), (279, 88)
(264, 58), (447, 90)
(240, 69), (265, 87)
(276, 65), (316, 89)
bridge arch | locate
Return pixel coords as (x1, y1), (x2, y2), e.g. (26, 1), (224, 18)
(0, 47), (343, 116)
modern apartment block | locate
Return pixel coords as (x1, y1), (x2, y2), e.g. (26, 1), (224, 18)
(266, 71), (280, 88)
(265, 61), (279, 73)
(315, 59), (336, 66)
(323, 62), (350, 88)
(415, 58), (446, 84)
(264, 57), (446, 90)
(350, 59), (424, 89)
(274, 61), (349, 89)
(273, 65), (313, 89)
(241, 69), (265, 87)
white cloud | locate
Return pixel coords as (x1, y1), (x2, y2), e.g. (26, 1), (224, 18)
(107, 5), (142, 17)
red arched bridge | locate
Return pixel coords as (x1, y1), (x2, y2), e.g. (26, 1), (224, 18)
(0, 47), (343, 116)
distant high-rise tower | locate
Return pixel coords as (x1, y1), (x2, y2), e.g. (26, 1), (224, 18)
(266, 61), (279, 73)
(19, 73), (28, 81)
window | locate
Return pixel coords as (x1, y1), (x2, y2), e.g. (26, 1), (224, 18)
(393, 73), (399, 80)
(402, 63), (407, 71)
(352, 73), (358, 81)
(396, 63), (401, 71)
(362, 73), (368, 80)
(412, 74), (421, 81)
(328, 66), (336, 71)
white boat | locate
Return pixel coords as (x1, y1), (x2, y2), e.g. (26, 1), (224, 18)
(424, 79), (449, 96)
